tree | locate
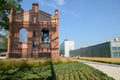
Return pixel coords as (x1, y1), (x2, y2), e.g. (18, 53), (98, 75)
(0, 0), (23, 30)
(4, 30), (8, 49)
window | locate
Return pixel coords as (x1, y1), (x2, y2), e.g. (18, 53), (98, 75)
(113, 52), (117, 57)
(33, 31), (36, 37)
(41, 29), (49, 42)
(19, 28), (27, 42)
(32, 40), (36, 48)
(118, 47), (120, 50)
(112, 47), (117, 51)
(34, 17), (36, 23)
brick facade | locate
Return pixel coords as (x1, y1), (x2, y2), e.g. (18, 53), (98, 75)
(7, 3), (59, 59)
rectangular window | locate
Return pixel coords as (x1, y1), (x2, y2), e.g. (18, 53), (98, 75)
(33, 31), (36, 37)
(112, 47), (117, 51)
(34, 17), (36, 23)
(119, 52), (120, 57)
(118, 47), (120, 50)
(113, 52), (118, 58)
(33, 40), (36, 48)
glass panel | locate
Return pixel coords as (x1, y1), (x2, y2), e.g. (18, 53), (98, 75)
(33, 31), (36, 37)
(118, 47), (120, 50)
(41, 29), (49, 42)
(34, 17), (36, 23)
(112, 47), (117, 50)
(33, 40), (36, 48)
(19, 28), (27, 42)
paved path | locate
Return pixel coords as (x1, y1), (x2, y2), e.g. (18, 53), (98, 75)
(0, 57), (6, 59)
(80, 60), (120, 80)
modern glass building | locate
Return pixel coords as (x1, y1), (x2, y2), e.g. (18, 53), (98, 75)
(60, 40), (75, 57)
(70, 38), (120, 58)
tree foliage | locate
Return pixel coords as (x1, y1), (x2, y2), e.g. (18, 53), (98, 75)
(0, 0), (23, 30)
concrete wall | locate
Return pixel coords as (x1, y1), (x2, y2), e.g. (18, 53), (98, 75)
(60, 40), (74, 57)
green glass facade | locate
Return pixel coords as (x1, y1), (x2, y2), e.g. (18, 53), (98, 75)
(70, 41), (120, 58)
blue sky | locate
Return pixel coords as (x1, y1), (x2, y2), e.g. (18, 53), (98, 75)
(21, 0), (120, 48)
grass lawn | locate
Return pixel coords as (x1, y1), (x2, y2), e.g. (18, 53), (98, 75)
(0, 58), (114, 80)
(80, 57), (120, 65)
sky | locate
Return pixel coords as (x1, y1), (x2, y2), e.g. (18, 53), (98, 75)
(16, 0), (120, 48)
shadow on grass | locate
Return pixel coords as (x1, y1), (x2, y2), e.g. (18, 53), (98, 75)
(46, 59), (56, 80)
(0, 59), (57, 80)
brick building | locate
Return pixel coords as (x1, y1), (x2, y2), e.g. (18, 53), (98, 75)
(7, 3), (59, 59)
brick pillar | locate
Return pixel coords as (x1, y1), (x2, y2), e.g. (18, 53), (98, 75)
(51, 9), (59, 59)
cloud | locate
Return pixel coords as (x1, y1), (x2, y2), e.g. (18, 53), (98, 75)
(37, 0), (57, 8)
(54, 0), (65, 5)
(36, 0), (80, 18)
(60, 9), (80, 18)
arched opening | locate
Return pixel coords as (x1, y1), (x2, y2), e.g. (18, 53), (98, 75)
(19, 28), (27, 42)
(41, 29), (49, 42)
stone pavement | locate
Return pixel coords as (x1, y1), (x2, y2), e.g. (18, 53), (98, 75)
(0, 57), (6, 58)
(80, 60), (120, 80)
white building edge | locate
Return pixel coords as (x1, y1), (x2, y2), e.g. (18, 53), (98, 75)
(60, 39), (75, 57)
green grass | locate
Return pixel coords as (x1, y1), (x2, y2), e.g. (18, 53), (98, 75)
(0, 58), (114, 80)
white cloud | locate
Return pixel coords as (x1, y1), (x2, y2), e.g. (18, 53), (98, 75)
(37, 0), (57, 8)
(54, 0), (65, 5)
(60, 9), (80, 18)
(36, 0), (80, 18)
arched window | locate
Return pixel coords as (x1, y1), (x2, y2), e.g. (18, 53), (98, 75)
(19, 28), (27, 42)
(41, 29), (49, 42)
